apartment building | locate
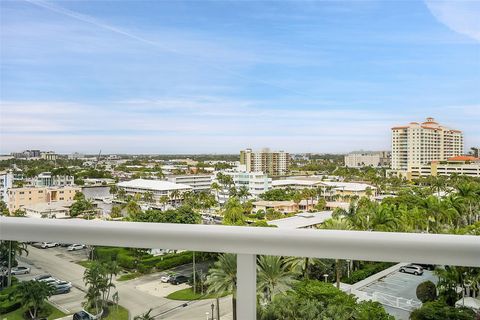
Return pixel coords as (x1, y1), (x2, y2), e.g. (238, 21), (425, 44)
(344, 151), (390, 168)
(240, 148), (289, 176)
(8, 186), (81, 212)
(391, 117), (463, 172)
(216, 170), (272, 203)
(0, 171), (13, 204)
(409, 156), (480, 179)
(40, 151), (59, 161)
(27, 172), (75, 187)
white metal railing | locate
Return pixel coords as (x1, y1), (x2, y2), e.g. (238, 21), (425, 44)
(1, 217), (480, 318)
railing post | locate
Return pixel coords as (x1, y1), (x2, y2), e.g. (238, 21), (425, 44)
(237, 254), (256, 320)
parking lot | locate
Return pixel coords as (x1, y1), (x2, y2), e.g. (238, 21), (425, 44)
(357, 268), (438, 320)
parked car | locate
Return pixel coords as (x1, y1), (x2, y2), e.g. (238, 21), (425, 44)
(33, 242), (58, 249)
(413, 263), (435, 271)
(68, 244), (86, 251)
(160, 274), (173, 283)
(59, 243), (72, 247)
(73, 311), (93, 320)
(9, 266), (30, 275)
(399, 264), (424, 276)
(169, 275), (189, 285)
(34, 274), (53, 281)
(53, 284), (71, 295)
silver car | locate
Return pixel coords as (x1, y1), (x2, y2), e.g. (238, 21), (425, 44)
(399, 264), (424, 276)
(10, 266), (31, 275)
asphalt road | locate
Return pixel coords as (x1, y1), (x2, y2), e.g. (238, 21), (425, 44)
(17, 246), (233, 319)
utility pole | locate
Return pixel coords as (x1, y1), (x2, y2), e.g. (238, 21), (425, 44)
(193, 251), (196, 294)
(7, 240), (12, 287)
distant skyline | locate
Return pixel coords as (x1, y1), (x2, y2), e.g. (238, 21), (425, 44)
(1, 0), (479, 154)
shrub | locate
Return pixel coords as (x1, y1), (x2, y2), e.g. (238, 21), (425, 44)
(416, 281), (437, 303)
(156, 252), (194, 271)
(0, 300), (22, 314)
(343, 262), (394, 284)
(117, 253), (136, 269)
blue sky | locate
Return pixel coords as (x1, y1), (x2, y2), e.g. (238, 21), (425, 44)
(1, 0), (479, 154)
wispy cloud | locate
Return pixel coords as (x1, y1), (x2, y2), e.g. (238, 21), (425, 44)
(425, 0), (480, 42)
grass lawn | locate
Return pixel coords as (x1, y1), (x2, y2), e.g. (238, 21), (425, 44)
(117, 272), (141, 281)
(76, 260), (93, 269)
(102, 304), (129, 320)
(1, 303), (68, 320)
(166, 287), (229, 301)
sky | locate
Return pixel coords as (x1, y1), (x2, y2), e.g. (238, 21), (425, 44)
(0, 0), (479, 154)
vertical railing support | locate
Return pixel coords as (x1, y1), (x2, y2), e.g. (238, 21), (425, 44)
(237, 254), (256, 320)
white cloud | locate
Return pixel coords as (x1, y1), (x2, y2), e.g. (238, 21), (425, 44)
(425, 0), (480, 42)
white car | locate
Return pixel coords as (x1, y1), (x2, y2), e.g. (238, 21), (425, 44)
(68, 244), (86, 251)
(9, 266), (31, 275)
(160, 274), (173, 283)
(33, 242), (58, 249)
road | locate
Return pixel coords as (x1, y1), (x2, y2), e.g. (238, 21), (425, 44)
(17, 246), (233, 319)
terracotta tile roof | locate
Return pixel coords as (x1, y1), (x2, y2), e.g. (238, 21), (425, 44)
(447, 156), (479, 162)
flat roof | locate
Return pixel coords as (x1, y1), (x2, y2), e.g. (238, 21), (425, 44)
(117, 179), (192, 191)
(268, 211), (333, 229)
(23, 201), (73, 212)
(253, 200), (296, 207)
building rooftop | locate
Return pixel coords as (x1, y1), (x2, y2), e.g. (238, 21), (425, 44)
(267, 211), (333, 229)
(252, 200), (296, 207)
(447, 156), (479, 162)
(117, 179), (192, 191)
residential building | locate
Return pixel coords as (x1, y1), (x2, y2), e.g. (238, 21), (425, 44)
(11, 149), (41, 159)
(27, 172), (75, 187)
(240, 148), (289, 176)
(40, 151), (59, 161)
(216, 170), (272, 203)
(0, 171), (13, 204)
(409, 156), (480, 179)
(116, 179), (192, 205)
(391, 117), (463, 172)
(252, 200), (298, 214)
(344, 151), (390, 168)
(272, 177), (376, 199)
(7, 186), (81, 212)
(167, 174), (213, 192)
(23, 201), (73, 219)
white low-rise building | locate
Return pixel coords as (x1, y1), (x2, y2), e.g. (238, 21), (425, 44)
(216, 170), (272, 203)
(167, 174), (213, 192)
(27, 172), (75, 187)
(117, 179), (192, 205)
(268, 211), (333, 229)
(0, 171), (13, 204)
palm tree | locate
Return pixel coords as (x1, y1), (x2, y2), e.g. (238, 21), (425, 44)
(84, 262), (110, 314)
(206, 253), (238, 320)
(321, 218), (352, 288)
(0, 240), (28, 287)
(170, 190), (181, 206)
(211, 182), (222, 202)
(159, 195), (170, 211)
(257, 255), (296, 303)
(142, 191), (154, 204)
(237, 186), (251, 203)
(15, 280), (54, 319)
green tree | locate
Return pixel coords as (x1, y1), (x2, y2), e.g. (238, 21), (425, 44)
(221, 197), (246, 226)
(206, 253), (238, 320)
(257, 255), (296, 302)
(15, 280), (54, 319)
(416, 281), (437, 303)
(410, 300), (475, 320)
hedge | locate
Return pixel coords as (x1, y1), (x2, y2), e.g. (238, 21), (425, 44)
(0, 300), (21, 314)
(156, 252), (194, 271)
(343, 262), (394, 284)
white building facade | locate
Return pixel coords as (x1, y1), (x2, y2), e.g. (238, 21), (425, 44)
(216, 170), (272, 203)
(27, 172), (75, 187)
(0, 171), (13, 204)
(167, 174), (213, 192)
(116, 179), (192, 205)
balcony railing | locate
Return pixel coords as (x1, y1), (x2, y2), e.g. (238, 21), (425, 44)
(1, 216), (480, 319)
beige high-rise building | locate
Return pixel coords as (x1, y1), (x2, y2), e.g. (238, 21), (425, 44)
(391, 117), (463, 172)
(240, 148), (289, 176)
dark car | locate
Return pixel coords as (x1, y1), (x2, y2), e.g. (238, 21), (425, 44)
(169, 275), (189, 285)
(73, 311), (93, 320)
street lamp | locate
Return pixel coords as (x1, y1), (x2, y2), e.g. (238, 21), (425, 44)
(323, 274), (329, 283)
(346, 259), (351, 278)
(211, 303), (215, 320)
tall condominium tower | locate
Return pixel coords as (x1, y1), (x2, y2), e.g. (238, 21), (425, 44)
(240, 148), (290, 176)
(391, 117), (463, 171)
